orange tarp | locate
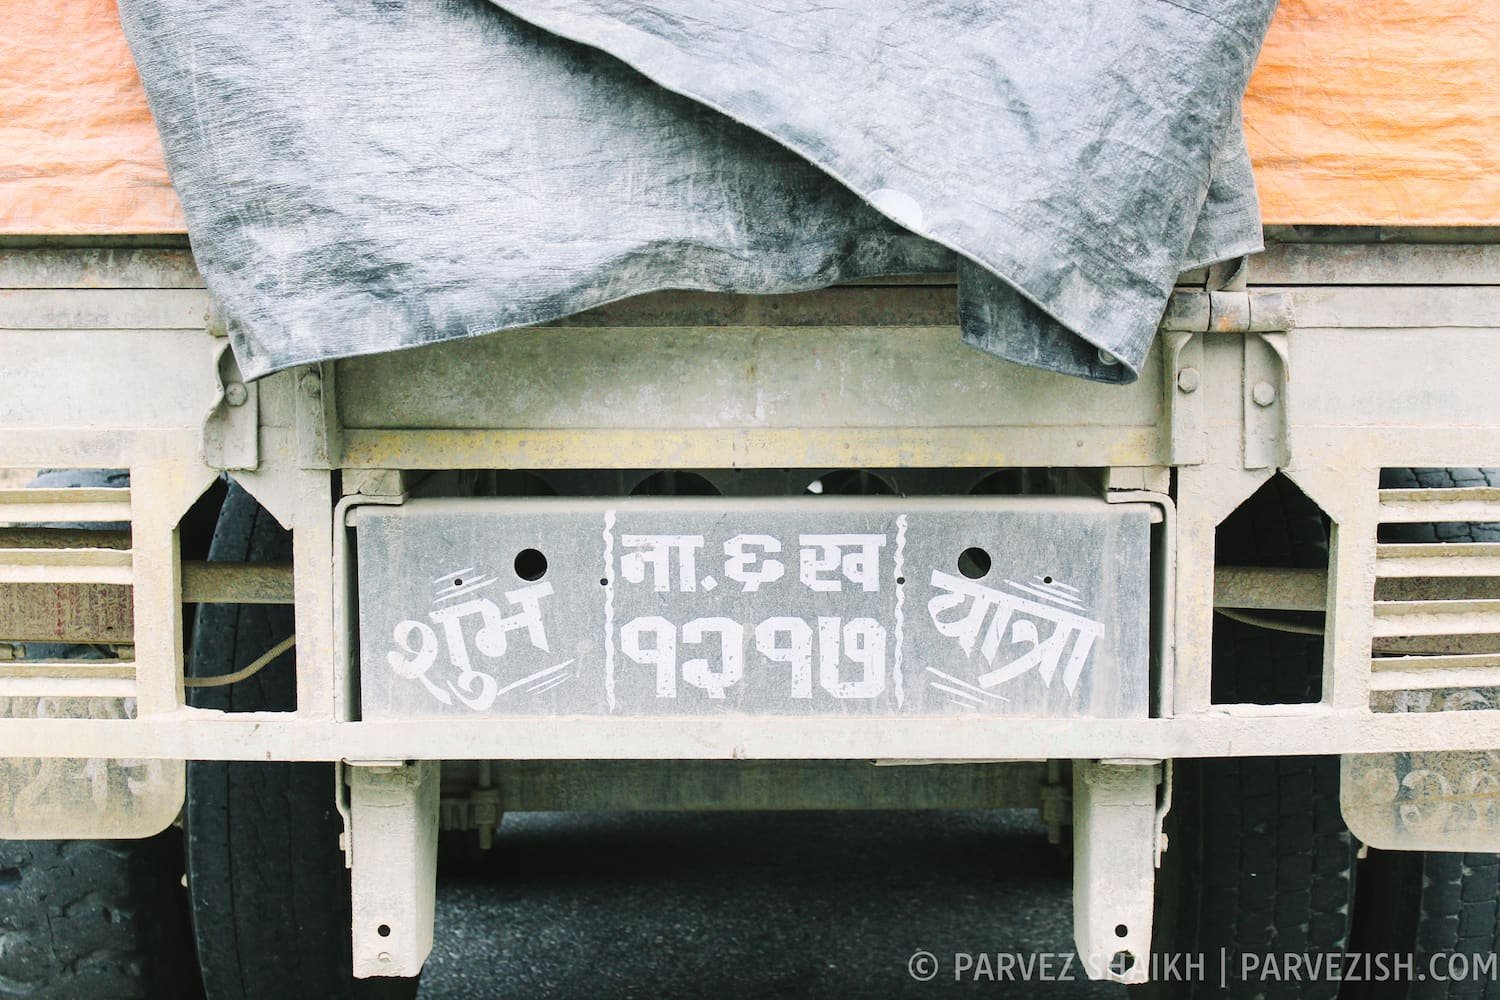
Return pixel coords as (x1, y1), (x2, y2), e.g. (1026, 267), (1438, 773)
(1246, 0), (1500, 226)
(1, 0), (184, 234)
(2, 0), (1497, 234)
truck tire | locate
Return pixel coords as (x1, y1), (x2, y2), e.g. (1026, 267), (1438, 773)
(0, 837), (198, 999)
(1342, 468), (1500, 999)
(185, 482), (417, 1000)
(1143, 477), (1359, 998)
(1349, 850), (1500, 1000)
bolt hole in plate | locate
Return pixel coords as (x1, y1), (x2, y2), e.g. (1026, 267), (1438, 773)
(1114, 923), (1128, 938)
(958, 546), (992, 579)
(377, 923), (391, 938)
(514, 548), (547, 581)
(1111, 951), (1136, 975)
(352, 497), (1152, 720)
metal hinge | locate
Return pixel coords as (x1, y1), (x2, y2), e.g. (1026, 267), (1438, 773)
(1160, 256), (1294, 469)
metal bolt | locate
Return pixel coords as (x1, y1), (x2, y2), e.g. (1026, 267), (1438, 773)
(1097, 348), (1120, 366)
(378, 952), (391, 964)
(224, 381), (248, 407)
(1252, 381), (1277, 407)
(1175, 367), (1200, 393)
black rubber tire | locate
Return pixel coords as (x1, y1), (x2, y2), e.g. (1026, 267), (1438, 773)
(1342, 468), (1500, 1000)
(0, 836), (199, 999)
(185, 482), (417, 1000)
(1141, 477), (1359, 998)
(1350, 849), (1500, 1000)
(1377, 468), (1500, 547)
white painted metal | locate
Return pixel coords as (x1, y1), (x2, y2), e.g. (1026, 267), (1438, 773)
(0, 676), (136, 698)
(0, 548), (132, 585)
(346, 762), (438, 980)
(1072, 761), (1158, 984)
(1378, 488), (1500, 523)
(0, 706), (1495, 760)
(1377, 543), (1500, 577)
(202, 341), (259, 471)
(1345, 473), (1500, 852)
(2, 238), (1500, 836)
(1375, 600), (1500, 637)
(0, 487), (132, 523)
(1370, 656), (1500, 692)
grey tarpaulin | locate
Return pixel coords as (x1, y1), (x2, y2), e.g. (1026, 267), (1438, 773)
(119, 0), (1277, 384)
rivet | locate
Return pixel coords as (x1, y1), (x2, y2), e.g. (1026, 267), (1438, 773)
(1097, 348), (1120, 366)
(224, 381), (248, 407)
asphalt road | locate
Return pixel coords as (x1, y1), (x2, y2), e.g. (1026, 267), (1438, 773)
(420, 809), (1125, 999)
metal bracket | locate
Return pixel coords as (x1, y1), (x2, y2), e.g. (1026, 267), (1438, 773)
(201, 340), (258, 471)
(1243, 330), (1290, 470)
(1162, 329), (1205, 466)
(346, 760), (439, 980)
(1159, 255), (1295, 471)
(342, 468), (409, 499)
(438, 761), (505, 850)
(295, 362), (342, 470)
(1105, 467), (1171, 494)
(1153, 759), (1173, 867)
(1073, 760), (1160, 984)
(1040, 760), (1071, 845)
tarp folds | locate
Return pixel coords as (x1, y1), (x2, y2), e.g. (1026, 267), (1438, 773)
(119, 0), (1276, 384)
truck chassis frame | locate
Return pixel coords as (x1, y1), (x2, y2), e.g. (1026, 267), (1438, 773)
(3, 232), (1499, 980)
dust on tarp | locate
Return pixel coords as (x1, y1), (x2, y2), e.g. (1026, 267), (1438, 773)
(119, 0), (1277, 384)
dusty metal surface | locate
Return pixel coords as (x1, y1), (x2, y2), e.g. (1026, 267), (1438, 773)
(178, 561), (292, 604)
(1344, 719), (1500, 852)
(0, 239), (1499, 835)
(354, 497), (1152, 721)
(437, 760), (1048, 813)
(0, 526), (131, 548)
(0, 694), (182, 840)
(1214, 565), (1326, 612)
(347, 761), (438, 979)
(9, 202), (1500, 996)
(0, 563), (288, 645)
(0, 582), (133, 644)
(1071, 761), (1159, 984)
(7, 228), (1500, 996)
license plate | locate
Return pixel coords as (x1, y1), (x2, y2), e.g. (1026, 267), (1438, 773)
(352, 497), (1152, 720)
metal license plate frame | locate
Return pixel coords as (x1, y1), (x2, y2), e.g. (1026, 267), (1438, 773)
(352, 497), (1152, 722)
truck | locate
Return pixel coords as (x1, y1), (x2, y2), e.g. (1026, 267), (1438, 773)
(2, 1), (1499, 996)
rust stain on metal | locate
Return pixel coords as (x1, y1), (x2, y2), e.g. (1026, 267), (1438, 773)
(0, 582), (133, 643)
